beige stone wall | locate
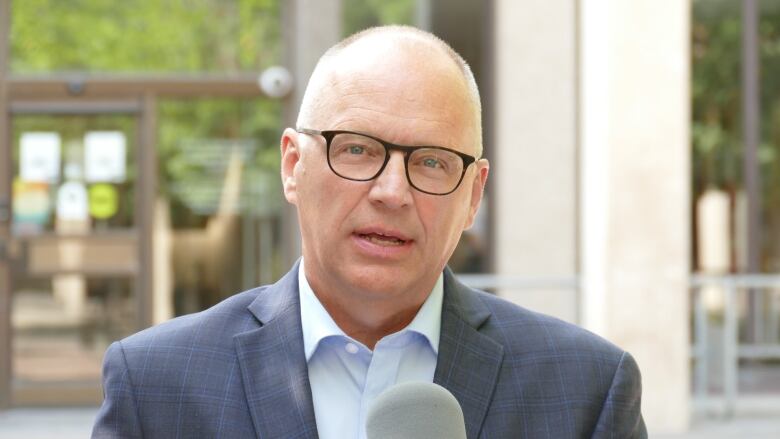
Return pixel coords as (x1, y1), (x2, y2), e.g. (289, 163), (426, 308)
(580, 1), (691, 432)
(282, 0), (344, 265)
(494, 0), (691, 433)
(493, 0), (579, 323)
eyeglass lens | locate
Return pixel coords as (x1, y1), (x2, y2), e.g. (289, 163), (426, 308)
(327, 132), (465, 194)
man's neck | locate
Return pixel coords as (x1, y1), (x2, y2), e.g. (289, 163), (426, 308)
(316, 295), (423, 350)
(300, 261), (438, 350)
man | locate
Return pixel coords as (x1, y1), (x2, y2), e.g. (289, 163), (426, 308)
(93, 26), (647, 438)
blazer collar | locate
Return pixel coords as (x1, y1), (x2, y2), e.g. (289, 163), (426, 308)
(434, 267), (505, 439)
(234, 260), (319, 439)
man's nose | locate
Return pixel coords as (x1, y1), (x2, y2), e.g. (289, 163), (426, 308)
(367, 151), (413, 208)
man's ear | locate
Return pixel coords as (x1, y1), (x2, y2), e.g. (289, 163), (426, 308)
(464, 159), (489, 230)
(280, 128), (301, 204)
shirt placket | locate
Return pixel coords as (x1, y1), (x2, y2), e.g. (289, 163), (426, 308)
(357, 335), (408, 439)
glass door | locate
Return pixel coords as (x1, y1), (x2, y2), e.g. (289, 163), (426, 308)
(5, 105), (143, 405)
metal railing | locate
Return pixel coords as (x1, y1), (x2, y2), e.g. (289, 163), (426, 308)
(690, 274), (780, 417)
(457, 274), (579, 291)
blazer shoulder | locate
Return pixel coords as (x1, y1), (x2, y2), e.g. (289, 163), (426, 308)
(471, 288), (626, 360)
(118, 286), (266, 351)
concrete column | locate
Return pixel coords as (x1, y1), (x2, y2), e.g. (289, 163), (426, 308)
(580, 0), (690, 433)
(288, 0), (342, 108)
(697, 189), (730, 312)
(493, 0), (579, 322)
(281, 0), (342, 267)
(152, 197), (174, 325)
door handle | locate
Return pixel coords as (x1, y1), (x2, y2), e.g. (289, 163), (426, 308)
(0, 198), (8, 223)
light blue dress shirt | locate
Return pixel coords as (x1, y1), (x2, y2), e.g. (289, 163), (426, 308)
(298, 259), (442, 439)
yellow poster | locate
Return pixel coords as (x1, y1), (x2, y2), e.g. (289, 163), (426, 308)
(89, 184), (119, 219)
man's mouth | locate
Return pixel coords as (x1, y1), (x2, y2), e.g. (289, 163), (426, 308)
(353, 227), (412, 248)
(358, 232), (407, 246)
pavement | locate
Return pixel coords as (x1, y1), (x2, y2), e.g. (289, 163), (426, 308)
(655, 417), (780, 438)
(0, 407), (97, 439)
(0, 407), (778, 438)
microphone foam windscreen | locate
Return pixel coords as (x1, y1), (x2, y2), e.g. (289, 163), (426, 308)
(366, 382), (467, 439)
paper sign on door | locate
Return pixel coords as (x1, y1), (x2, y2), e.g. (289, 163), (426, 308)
(20, 132), (61, 183)
(84, 131), (126, 183)
(57, 181), (89, 221)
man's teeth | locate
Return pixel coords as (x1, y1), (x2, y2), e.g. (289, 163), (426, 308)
(362, 234), (405, 246)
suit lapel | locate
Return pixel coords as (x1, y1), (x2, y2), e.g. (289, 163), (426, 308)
(434, 269), (504, 439)
(234, 262), (319, 439)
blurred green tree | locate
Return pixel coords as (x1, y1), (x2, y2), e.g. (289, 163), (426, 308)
(10, 0), (281, 72)
(343, 0), (416, 36)
(692, 0), (780, 270)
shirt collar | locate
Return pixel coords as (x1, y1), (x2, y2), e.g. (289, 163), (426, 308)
(298, 258), (443, 362)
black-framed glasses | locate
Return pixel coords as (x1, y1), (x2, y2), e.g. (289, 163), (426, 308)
(297, 128), (477, 196)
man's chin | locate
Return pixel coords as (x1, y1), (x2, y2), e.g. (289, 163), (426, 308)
(341, 265), (428, 297)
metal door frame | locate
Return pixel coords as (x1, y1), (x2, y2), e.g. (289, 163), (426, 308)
(0, 0), (13, 410)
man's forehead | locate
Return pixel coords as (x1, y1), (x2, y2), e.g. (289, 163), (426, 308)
(320, 60), (471, 141)
(318, 38), (469, 110)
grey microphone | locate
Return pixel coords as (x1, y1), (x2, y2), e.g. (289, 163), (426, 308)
(366, 382), (467, 439)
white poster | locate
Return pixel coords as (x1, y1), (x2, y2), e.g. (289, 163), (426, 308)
(20, 132), (61, 182)
(84, 131), (126, 183)
(57, 181), (89, 221)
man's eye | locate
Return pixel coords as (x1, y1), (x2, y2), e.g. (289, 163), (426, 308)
(422, 158), (441, 168)
(348, 145), (365, 155)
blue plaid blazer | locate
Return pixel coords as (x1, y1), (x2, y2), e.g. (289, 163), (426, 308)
(92, 263), (647, 438)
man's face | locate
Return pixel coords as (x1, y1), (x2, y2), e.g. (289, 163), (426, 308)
(281, 42), (489, 304)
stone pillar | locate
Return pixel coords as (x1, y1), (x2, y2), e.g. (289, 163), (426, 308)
(579, 0), (690, 433)
(493, 0), (579, 322)
(281, 0), (342, 267)
(153, 197), (174, 325)
(495, 0), (691, 432)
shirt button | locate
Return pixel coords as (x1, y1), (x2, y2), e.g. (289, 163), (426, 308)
(345, 342), (359, 354)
